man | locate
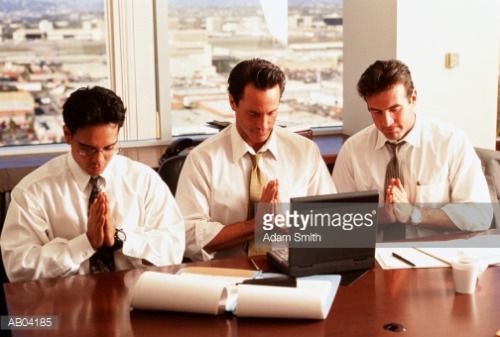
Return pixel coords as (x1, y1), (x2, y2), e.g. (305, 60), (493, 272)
(176, 58), (336, 261)
(332, 59), (492, 237)
(1, 86), (185, 282)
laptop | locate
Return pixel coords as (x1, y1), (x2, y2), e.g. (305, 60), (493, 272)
(267, 190), (379, 280)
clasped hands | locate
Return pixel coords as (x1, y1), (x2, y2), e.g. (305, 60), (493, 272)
(87, 192), (116, 250)
(383, 178), (414, 224)
(254, 179), (284, 234)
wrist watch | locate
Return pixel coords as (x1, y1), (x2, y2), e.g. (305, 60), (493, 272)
(410, 207), (422, 226)
(112, 228), (126, 250)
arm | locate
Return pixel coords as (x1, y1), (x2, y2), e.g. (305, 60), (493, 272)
(203, 179), (280, 254)
(332, 143), (357, 193)
(389, 179), (467, 230)
(122, 171), (185, 266)
(1, 188), (95, 282)
(308, 144), (337, 194)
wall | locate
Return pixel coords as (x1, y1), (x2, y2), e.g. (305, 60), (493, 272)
(343, 0), (500, 149)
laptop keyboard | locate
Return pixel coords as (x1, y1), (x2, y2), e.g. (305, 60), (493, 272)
(272, 249), (289, 261)
(383, 223), (408, 241)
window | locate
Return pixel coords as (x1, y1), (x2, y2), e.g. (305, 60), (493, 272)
(0, 0), (109, 148)
(1, 0), (346, 152)
(167, 0), (344, 136)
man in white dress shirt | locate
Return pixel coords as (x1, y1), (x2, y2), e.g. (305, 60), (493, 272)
(176, 58), (336, 261)
(332, 59), (492, 237)
(1, 86), (185, 281)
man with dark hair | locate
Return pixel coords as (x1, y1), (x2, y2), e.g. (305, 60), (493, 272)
(1, 86), (185, 281)
(176, 58), (335, 261)
(333, 60), (492, 237)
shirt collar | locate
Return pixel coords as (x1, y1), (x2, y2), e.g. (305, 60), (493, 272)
(67, 152), (115, 191)
(230, 124), (278, 163)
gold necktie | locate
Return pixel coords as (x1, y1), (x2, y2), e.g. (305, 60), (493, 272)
(247, 152), (270, 256)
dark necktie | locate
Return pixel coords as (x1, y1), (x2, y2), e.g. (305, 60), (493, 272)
(247, 152), (271, 256)
(88, 176), (115, 273)
(384, 142), (405, 198)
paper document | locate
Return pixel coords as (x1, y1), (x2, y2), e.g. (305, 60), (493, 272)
(376, 248), (449, 270)
(130, 271), (340, 319)
(415, 247), (500, 266)
(376, 234), (500, 270)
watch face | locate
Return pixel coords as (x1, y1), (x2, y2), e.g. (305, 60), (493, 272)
(116, 229), (126, 242)
(411, 208), (422, 225)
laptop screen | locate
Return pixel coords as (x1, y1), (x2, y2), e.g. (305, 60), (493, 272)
(267, 190), (379, 277)
(287, 190), (380, 249)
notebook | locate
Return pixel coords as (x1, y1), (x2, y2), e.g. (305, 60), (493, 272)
(267, 190), (380, 280)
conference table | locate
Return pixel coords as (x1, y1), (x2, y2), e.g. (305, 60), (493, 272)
(3, 242), (500, 337)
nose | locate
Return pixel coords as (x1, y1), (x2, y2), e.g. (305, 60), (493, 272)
(256, 114), (268, 130)
(91, 150), (106, 164)
(382, 111), (394, 127)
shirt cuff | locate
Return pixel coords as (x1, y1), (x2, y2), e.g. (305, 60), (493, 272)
(68, 233), (96, 265)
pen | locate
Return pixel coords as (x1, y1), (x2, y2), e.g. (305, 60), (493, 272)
(239, 276), (297, 288)
(392, 252), (416, 267)
(249, 258), (261, 271)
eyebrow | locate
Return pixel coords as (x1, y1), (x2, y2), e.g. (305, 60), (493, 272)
(77, 140), (118, 150)
(247, 107), (279, 115)
(368, 104), (401, 112)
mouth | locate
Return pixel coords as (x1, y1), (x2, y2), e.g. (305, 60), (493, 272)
(89, 166), (102, 175)
(251, 129), (268, 136)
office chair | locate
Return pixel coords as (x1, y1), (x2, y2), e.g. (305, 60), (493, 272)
(158, 155), (187, 196)
(474, 147), (500, 229)
(158, 138), (194, 167)
(158, 138), (202, 196)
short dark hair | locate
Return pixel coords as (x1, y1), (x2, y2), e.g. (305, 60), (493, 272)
(62, 86), (126, 135)
(227, 58), (286, 105)
(357, 59), (415, 101)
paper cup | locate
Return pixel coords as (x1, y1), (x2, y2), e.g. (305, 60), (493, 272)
(451, 256), (479, 294)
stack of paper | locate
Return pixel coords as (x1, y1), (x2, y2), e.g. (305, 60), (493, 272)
(129, 271), (340, 319)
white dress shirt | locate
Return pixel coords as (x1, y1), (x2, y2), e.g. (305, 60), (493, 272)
(176, 124), (336, 261)
(332, 113), (493, 231)
(1, 153), (185, 282)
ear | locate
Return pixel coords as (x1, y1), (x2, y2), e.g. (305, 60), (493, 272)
(229, 94), (237, 111)
(410, 90), (417, 105)
(63, 125), (72, 145)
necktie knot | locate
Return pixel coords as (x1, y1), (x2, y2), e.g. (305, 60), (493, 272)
(386, 141), (405, 154)
(90, 175), (105, 192)
(249, 152), (263, 167)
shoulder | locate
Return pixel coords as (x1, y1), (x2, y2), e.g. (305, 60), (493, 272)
(274, 126), (319, 151)
(110, 155), (159, 181)
(14, 154), (68, 190)
(188, 128), (231, 161)
(419, 114), (469, 143)
(342, 124), (378, 148)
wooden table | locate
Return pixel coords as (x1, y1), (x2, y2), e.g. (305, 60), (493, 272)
(3, 254), (500, 337)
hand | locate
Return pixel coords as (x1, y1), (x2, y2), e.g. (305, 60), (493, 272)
(388, 179), (413, 223)
(86, 193), (115, 249)
(259, 179), (279, 203)
(101, 193), (116, 247)
(255, 179), (281, 235)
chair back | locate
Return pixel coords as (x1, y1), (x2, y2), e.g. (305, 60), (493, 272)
(158, 155), (187, 196)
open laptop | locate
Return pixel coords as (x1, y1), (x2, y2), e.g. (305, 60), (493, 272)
(267, 190), (379, 281)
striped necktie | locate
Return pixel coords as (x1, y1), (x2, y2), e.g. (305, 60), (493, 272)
(384, 142), (405, 198)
